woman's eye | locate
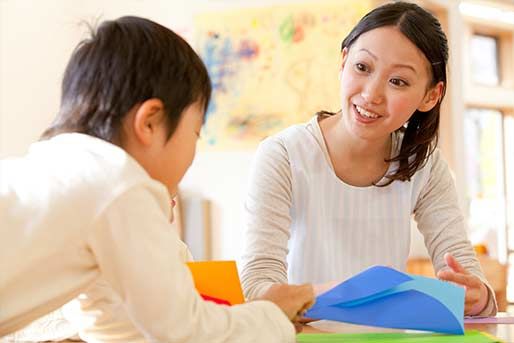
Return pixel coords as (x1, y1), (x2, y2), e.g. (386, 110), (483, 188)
(355, 63), (368, 72)
(390, 78), (408, 87)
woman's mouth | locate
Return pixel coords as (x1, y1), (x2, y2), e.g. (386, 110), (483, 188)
(353, 104), (382, 123)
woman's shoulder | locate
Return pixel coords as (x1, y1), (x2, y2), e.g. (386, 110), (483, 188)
(407, 146), (450, 194)
(254, 115), (321, 168)
(262, 115), (320, 148)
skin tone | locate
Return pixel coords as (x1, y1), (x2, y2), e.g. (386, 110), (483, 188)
(120, 98), (203, 200)
(120, 98), (203, 222)
(320, 26), (443, 187)
(119, 97), (314, 329)
(316, 26), (487, 316)
(438, 253), (488, 315)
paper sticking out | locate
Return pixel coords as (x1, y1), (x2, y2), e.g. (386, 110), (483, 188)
(186, 260), (245, 306)
(305, 265), (465, 334)
(465, 315), (514, 324)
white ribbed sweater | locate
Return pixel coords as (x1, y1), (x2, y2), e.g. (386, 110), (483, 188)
(241, 115), (497, 316)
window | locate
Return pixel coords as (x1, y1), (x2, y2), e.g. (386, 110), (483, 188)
(461, 14), (514, 301)
(470, 35), (499, 86)
(464, 108), (506, 259)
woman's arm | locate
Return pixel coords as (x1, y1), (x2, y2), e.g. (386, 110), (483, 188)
(413, 149), (497, 316)
(240, 136), (294, 300)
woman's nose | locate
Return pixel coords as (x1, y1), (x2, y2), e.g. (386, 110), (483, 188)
(361, 78), (384, 105)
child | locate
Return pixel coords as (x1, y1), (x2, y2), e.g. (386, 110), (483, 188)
(0, 16), (314, 341)
(241, 1), (497, 317)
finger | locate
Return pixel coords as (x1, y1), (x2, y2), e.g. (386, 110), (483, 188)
(296, 316), (318, 324)
(444, 253), (468, 274)
(300, 284), (316, 309)
(313, 280), (339, 296)
(438, 270), (476, 287)
(464, 290), (481, 306)
(294, 322), (304, 334)
(304, 298), (315, 310)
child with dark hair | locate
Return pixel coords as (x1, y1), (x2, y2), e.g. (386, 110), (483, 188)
(0, 16), (313, 342)
(241, 1), (497, 318)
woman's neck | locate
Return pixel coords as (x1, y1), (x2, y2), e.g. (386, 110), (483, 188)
(319, 113), (392, 186)
(322, 114), (391, 163)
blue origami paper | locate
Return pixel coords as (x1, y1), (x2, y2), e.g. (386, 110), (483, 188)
(305, 266), (465, 334)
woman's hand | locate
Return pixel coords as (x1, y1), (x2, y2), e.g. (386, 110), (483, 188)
(437, 253), (488, 315)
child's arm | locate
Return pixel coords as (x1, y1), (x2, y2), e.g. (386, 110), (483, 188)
(87, 185), (303, 342)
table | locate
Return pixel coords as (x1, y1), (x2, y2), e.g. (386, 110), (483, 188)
(302, 313), (514, 342)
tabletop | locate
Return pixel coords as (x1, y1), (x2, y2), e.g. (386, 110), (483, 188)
(302, 313), (514, 342)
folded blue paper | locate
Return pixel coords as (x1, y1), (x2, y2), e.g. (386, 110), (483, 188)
(305, 266), (465, 334)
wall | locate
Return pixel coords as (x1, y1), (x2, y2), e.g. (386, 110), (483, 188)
(0, 0), (195, 157)
(0, 0), (316, 262)
(1, 0), (450, 263)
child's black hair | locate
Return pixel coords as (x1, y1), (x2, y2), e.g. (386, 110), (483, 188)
(42, 16), (211, 143)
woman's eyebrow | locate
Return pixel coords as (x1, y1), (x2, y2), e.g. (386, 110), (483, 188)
(358, 48), (418, 75)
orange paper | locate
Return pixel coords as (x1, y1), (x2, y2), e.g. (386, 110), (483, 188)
(186, 260), (245, 305)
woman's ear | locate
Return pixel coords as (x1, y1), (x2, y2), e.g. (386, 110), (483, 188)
(418, 81), (444, 112)
(132, 98), (165, 146)
(341, 47), (349, 70)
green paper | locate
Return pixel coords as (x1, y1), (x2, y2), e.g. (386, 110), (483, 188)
(297, 330), (502, 342)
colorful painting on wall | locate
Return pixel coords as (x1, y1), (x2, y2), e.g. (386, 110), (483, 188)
(194, 1), (372, 149)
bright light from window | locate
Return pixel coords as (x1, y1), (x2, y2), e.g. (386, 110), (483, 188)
(464, 108), (506, 262)
(460, 2), (514, 25)
(470, 35), (499, 86)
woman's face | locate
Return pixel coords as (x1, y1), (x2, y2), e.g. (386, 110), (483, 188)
(339, 25), (441, 143)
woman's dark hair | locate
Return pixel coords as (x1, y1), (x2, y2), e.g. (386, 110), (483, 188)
(42, 16), (211, 143)
(320, 1), (448, 186)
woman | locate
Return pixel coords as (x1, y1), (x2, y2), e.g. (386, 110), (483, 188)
(241, 1), (496, 317)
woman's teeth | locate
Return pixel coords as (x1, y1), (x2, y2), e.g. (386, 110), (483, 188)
(355, 105), (380, 119)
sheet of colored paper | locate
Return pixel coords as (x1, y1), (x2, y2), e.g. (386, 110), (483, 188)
(465, 316), (514, 324)
(297, 330), (502, 343)
(186, 260), (245, 305)
(305, 265), (465, 334)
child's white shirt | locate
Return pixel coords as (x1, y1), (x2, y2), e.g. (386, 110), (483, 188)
(0, 133), (294, 342)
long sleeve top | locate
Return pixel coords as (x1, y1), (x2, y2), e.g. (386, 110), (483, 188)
(0, 133), (294, 342)
(240, 115), (497, 316)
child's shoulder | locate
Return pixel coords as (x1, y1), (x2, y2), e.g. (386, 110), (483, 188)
(35, 133), (157, 198)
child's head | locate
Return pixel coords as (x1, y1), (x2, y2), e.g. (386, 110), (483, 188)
(339, 2), (448, 184)
(42, 16), (211, 196)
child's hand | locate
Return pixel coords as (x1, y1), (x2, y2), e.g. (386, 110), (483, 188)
(259, 283), (315, 322)
(313, 280), (340, 296)
(437, 253), (488, 315)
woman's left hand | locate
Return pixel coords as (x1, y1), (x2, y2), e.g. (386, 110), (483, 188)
(437, 253), (488, 315)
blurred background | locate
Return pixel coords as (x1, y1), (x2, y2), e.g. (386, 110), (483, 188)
(1, 0), (513, 307)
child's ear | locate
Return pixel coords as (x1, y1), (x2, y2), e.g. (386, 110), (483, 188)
(418, 81), (444, 112)
(133, 98), (165, 146)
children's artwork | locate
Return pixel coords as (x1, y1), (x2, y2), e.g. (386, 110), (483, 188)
(194, 1), (372, 149)
(305, 266), (465, 334)
(186, 260), (245, 305)
(297, 330), (501, 343)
